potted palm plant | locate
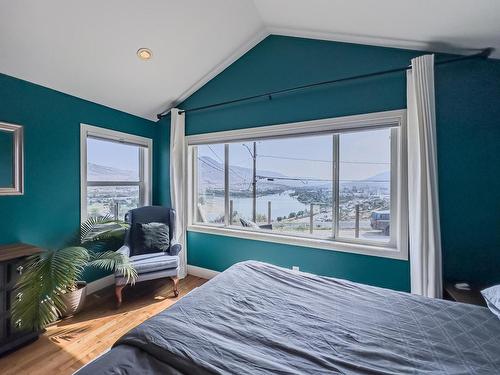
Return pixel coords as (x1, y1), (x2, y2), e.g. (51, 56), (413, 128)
(12, 216), (137, 331)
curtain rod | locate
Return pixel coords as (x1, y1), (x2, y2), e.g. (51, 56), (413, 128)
(157, 48), (492, 119)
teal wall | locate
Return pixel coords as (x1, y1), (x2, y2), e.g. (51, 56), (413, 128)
(0, 73), (156, 282)
(435, 58), (500, 286)
(154, 114), (171, 207)
(188, 231), (409, 290)
(158, 35), (500, 291)
(2, 35), (498, 289)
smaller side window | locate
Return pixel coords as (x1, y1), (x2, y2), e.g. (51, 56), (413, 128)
(81, 125), (152, 220)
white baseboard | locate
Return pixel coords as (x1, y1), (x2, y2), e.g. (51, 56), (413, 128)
(86, 266), (219, 294)
(86, 274), (114, 295)
(187, 265), (220, 280)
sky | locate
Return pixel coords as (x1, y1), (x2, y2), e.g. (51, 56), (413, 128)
(87, 127), (392, 183)
(198, 127), (392, 182)
(87, 137), (140, 173)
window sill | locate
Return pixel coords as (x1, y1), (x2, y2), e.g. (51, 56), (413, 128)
(187, 224), (408, 261)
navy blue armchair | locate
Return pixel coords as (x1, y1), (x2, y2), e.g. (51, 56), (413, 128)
(115, 206), (181, 306)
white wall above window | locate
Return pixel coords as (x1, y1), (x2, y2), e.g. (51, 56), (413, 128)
(187, 110), (408, 260)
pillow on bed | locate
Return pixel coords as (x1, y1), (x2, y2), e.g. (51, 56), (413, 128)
(481, 285), (500, 319)
(141, 222), (170, 253)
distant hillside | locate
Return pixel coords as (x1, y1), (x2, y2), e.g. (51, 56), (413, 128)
(198, 156), (390, 191)
(366, 171), (390, 182)
(198, 156), (298, 191)
(340, 170), (390, 191)
(87, 162), (137, 181)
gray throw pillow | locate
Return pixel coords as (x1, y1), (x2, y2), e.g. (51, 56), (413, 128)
(141, 222), (170, 252)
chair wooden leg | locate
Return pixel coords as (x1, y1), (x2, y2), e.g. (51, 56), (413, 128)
(171, 277), (179, 297)
(115, 285), (126, 308)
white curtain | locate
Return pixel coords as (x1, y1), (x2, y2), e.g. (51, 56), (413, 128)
(407, 54), (443, 298)
(170, 108), (187, 278)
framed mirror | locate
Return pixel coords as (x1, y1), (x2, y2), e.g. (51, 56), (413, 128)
(0, 122), (23, 195)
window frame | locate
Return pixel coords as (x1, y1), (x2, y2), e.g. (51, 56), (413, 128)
(186, 110), (408, 260)
(80, 124), (153, 221)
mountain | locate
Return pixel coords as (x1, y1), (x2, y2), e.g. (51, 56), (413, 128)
(366, 171), (390, 182)
(87, 162), (137, 181)
(340, 170), (390, 192)
(198, 156), (390, 191)
(198, 156), (300, 190)
(88, 158), (390, 192)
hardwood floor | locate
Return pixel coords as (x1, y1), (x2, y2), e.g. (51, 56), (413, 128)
(0, 275), (207, 375)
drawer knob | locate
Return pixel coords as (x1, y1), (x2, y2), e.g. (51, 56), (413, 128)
(16, 265), (24, 275)
(15, 319), (22, 328)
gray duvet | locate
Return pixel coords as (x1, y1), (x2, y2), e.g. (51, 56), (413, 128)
(77, 261), (500, 374)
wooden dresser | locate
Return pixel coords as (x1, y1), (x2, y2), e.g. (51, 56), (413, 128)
(0, 243), (42, 356)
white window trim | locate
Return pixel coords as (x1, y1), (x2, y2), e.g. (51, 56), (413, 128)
(186, 109), (408, 261)
(80, 124), (153, 221)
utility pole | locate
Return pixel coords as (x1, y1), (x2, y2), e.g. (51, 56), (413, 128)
(243, 142), (258, 223)
(309, 203), (314, 234)
(252, 142), (257, 222)
(355, 204), (360, 238)
(229, 199), (233, 225)
(267, 201), (271, 224)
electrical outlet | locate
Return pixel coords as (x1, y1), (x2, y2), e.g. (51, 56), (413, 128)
(292, 266), (299, 271)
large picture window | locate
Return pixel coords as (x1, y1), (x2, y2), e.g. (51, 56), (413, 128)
(80, 124), (152, 220)
(188, 110), (408, 259)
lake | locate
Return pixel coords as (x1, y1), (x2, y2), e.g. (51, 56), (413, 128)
(202, 191), (309, 221)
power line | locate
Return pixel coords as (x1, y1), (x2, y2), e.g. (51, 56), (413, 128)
(207, 145), (248, 182)
(200, 156), (224, 172)
(198, 157), (224, 173)
(199, 158), (389, 184)
(198, 160), (390, 183)
(341, 161), (390, 165)
(258, 154), (390, 165)
(207, 145), (223, 163)
(198, 156), (253, 191)
(199, 157), (252, 189)
(339, 180), (389, 183)
(259, 155), (331, 163)
(257, 175), (330, 182)
(206, 144), (249, 182)
(228, 168), (249, 183)
(257, 175), (389, 183)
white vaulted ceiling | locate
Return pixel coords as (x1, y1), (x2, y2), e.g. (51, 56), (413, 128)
(254, 0), (500, 56)
(0, 0), (265, 120)
(1, 0), (499, 120)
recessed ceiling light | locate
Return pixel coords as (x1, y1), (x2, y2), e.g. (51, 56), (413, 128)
(137, 48), (153, 60)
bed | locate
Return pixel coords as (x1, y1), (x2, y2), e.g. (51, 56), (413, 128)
(75, 261), (500, 374)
